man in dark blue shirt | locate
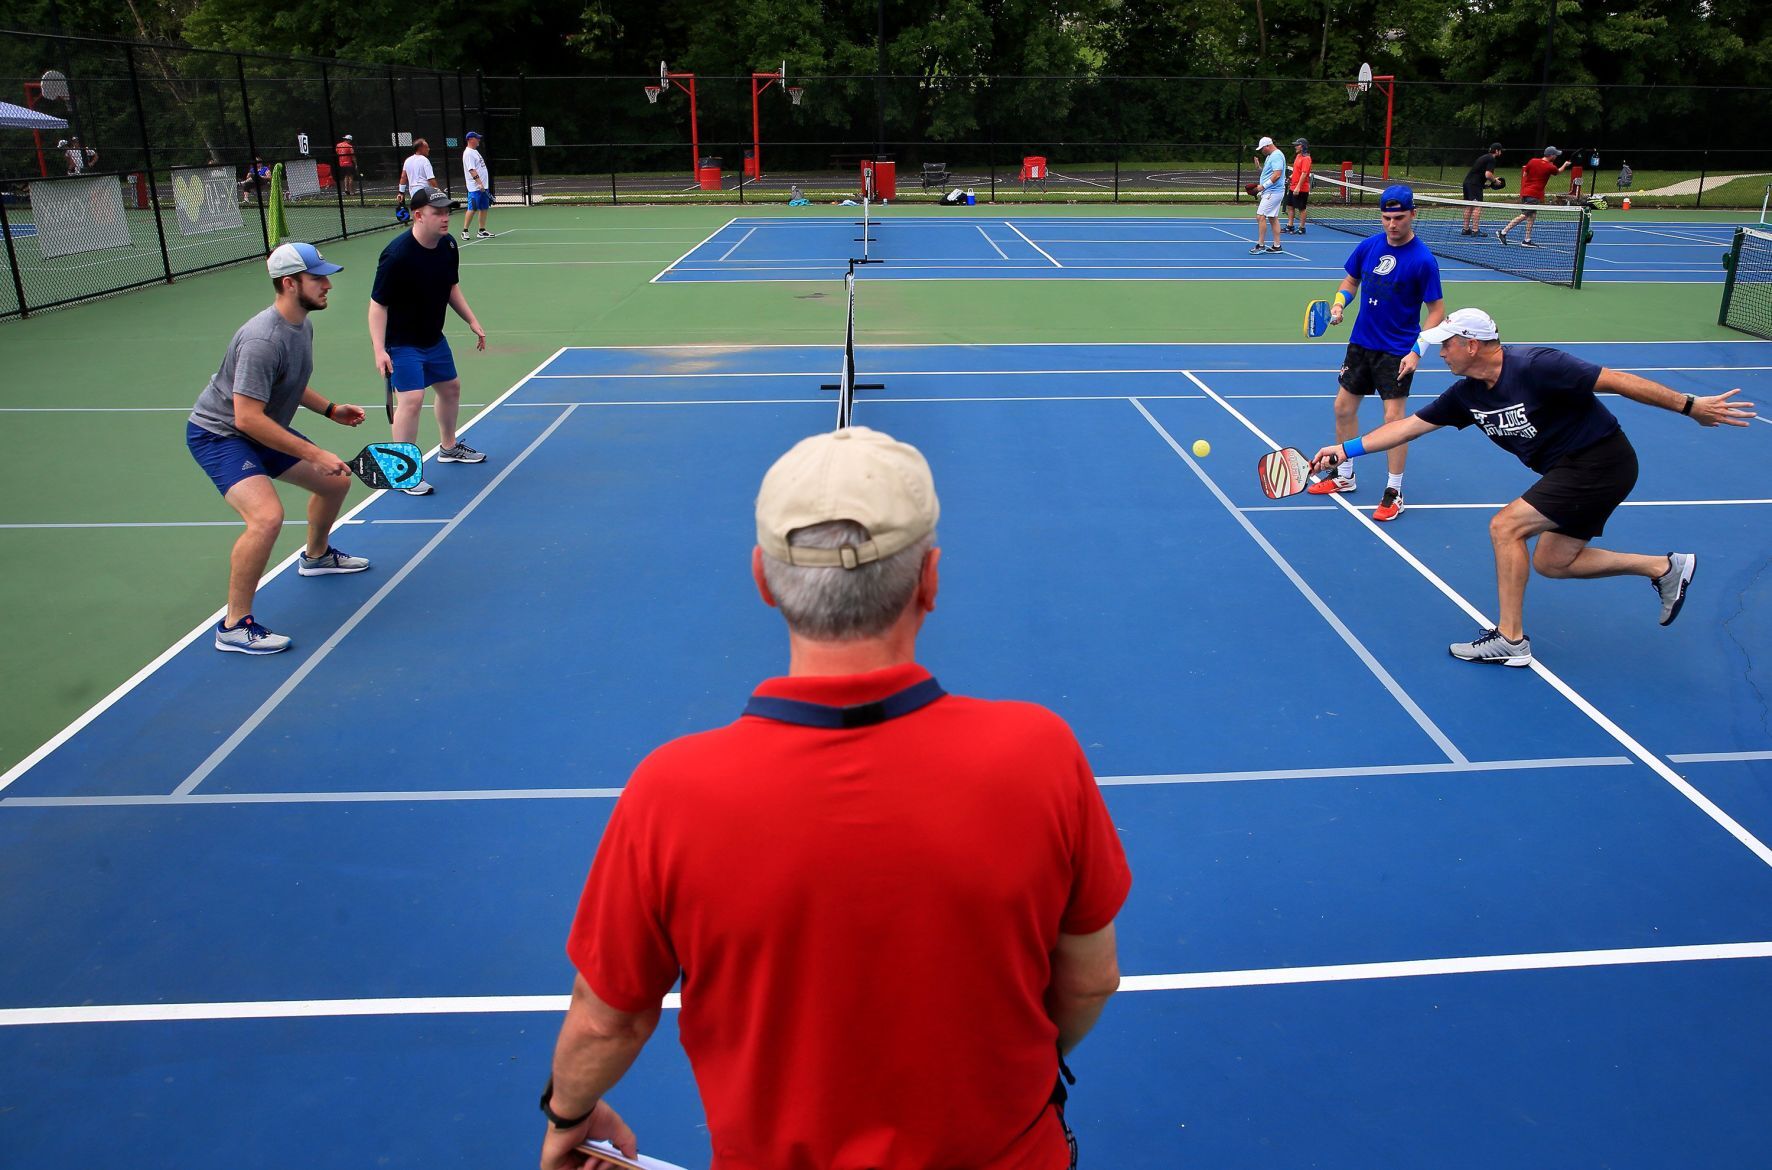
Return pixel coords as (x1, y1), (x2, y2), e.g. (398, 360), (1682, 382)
(1311, 185), (1446, 522)
(368, 186), (489, 496)
(1311, 308), (1757, 666)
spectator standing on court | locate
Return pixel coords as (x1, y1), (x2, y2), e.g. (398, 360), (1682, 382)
(186, 242), (370, 656)
(1310, 184), (1447, 522)
(1281, 137), (1313, 235)
(398, 139), (438, 204)
(1312, 307), (1756, 665)
(1617, 160), (1633, 190)
(335, 134), (357, 196)
(1460, 143), (1505, 236)
(460, 130), (491, 240)
(368, 186), (487, 494)
(539, 426), (1131, 1170)
(1497, 145), (1571, 247)
(1251, 136), (1286, 255)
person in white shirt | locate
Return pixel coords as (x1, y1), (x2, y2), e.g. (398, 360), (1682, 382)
(461, 130), (491, 239)
(399, 139), (438, 204)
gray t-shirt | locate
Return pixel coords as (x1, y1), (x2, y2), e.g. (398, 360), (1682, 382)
(188, 306), (315, 437)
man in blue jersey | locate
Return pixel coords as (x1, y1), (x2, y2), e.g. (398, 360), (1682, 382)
(1311, 308), (1756, 666)
(1250, 137), (1287, 255)
(1310, 184), (1446, 521)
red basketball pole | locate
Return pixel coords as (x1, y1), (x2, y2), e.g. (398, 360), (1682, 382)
(750, 67), (785, 181)
(1370, 73), (1397, 179)
(23, 82), (48, 177)
(663, 68), (700, 181)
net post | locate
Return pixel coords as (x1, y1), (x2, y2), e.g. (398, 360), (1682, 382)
(1718, 228), (1743, 328)
(0, 189), (30, 317)
(1571, 207), (1590, 289)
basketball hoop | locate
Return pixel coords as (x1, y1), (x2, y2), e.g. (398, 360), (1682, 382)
(41, 70), (69, 101)
(1346, 82), (1361, 104)
(787, 86), (804, 107)
(644, 85), (663, 105)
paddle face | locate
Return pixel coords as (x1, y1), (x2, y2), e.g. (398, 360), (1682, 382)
(1257, 447), (1318, 499)
(348, 442), (424, 491)
(1304, 299), (1330, 338)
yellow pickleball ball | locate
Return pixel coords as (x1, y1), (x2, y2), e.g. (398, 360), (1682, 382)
(1192, 439), (1211, 458)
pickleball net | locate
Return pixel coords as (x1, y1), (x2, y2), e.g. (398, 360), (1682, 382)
(1311, 173), (1592, 288)
(822, 263), (882, 428)
(1719, 226), (1772, 340)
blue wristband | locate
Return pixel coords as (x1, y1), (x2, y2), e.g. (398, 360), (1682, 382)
(1343, 436), (1366, 459)
(1413, 337), (1429, 356)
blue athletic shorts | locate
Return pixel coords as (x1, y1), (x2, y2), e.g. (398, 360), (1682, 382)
(387, 337), (458, 392)
(187, 421), (305, 495)
(467, 190), (491, 212)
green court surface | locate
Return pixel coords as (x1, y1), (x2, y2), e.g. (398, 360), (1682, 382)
(0, 202), (1753, 774)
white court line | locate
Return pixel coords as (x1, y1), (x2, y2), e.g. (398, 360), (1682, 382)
(1614, 225), (1727, 245)
(976, 226), (1008, 259)
(1667, 751), (1772, 763)
(0, 348), (568, 796)
(717, 227), (757, 261)
(0, 755), (1633, 808)
(1182, 369), (1772, 869)
(650, 216), (737, 283)
(1003, 221), (1063, 267)
(0, 519), (451, 530)
(170, 405), (581, 798)
(7, 941), (1768, 1027)
(458, 229), (518, 247)
(1129, 396), (1467, 765)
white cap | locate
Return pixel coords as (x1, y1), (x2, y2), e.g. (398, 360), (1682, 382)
(57, 139), (68, 148)
(1257, 136), (1275, 149)
(266, 241), (343, 279)
(1420, 307), (1500, 344)
(756, 427), (939, 569)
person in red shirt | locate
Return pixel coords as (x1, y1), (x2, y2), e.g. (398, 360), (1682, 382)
(1282, 137), (1314, 235)
(539, 426), (1132, 1170)
(334, 135), (357, 196)
(1497, 145), (1572, 248)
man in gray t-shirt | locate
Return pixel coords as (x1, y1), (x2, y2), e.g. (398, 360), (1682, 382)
(185, 242), (373, 655)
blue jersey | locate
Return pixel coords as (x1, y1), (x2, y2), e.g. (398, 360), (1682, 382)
(1261, 151), (1286, 191)
(1344, 233), (1444, 356)
(1415, 346), (1619, 473)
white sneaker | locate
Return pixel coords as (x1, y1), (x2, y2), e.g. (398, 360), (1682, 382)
(401, 481), (435, 496)
(298, 546), (371, 576)
(216, 615), (291, 655)
(1450, 627), (1532, 667)
(437, 443), (486, 464)
(1654, 552), (1695, 626)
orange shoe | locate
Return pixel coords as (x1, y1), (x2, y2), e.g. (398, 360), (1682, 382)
(1307, 471), (1355, 495)
(1373, 486), (1405, 521)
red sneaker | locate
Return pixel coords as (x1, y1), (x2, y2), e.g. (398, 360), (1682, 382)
(1307, 472), (1355, 495)
(1373, 487), (1405, 521)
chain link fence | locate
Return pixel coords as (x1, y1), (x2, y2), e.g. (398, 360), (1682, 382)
(1, 31), (476, 319)
(7, 27), (1772, 317)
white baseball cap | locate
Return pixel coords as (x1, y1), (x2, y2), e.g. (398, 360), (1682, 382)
(1420, 307), (1500, 344)
(266, 241), (343, 279)
(1257, 136), (1275, 149)
(756, 427), (939, 569)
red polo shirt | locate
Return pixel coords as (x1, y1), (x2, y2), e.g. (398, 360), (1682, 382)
(567, 663), (1132, 1170)
(1521, 156), (1560, 198)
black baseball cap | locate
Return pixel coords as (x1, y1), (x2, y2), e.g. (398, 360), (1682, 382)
(408, 187), (451, 211)
(1489, 142), (1504, 152)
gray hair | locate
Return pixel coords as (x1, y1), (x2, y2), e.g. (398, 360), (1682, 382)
(762, 520), (933, 640)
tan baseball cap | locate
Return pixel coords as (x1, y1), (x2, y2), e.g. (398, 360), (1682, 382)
(756, 427), (939, 569)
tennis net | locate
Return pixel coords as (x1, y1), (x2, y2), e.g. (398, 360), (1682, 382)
(836, 268), (857, 427)
(1310, 174), (1592, 288)
(1719, 227), (1772, 340)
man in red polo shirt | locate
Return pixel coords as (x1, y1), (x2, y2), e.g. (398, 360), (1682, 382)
(539, 426), (1132, 1170)
(1497, 145), (1572, 248)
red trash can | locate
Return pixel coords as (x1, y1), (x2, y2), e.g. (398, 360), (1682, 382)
(1339, 161), (1354, 198)
(697, 162), (721, 191)
(873, 160), (896, 200)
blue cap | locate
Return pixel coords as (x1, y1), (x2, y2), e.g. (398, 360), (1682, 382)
(1378, 184), (1415, 212)
(465, 130), (481, 139)
(267, 241), (343, 278)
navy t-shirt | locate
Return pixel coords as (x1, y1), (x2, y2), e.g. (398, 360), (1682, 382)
(371, 230), (459, 348)
(1346, 233), (1444, 356)
(1415, 345), (1620, 473)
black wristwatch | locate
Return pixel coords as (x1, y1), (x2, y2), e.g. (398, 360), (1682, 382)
(323, 401), (336, 419)
(1680, 394), (1695, 417)
(539, 1078), (598, 1130)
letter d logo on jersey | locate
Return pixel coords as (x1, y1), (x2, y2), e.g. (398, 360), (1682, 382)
(1373, 255), (1397, 276)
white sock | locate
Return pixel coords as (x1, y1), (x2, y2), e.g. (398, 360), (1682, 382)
(1387, 473), (1404, 491)
(1337, 461), (1352, 480)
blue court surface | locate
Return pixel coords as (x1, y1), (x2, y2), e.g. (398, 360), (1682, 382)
(3, 340), (1770, 1168)
(656, 214), (1746, 283)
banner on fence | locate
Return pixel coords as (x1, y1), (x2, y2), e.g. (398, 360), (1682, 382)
(285, 157), (321, 199)
(170, 166), (244, 236)
(32, 175), (133, 258)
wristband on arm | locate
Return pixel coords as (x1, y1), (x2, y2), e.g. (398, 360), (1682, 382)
(1680, 394), (1695, 416)
(1333, 290), (1351, 310)
(323, 401), (335, 419)
(1412, 336), (1429, 357)
(1342, 436), (1366, 459)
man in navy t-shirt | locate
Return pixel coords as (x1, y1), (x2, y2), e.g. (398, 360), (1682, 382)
(1310, 308), (1758, 666)
(368, 186), (490, 496)
(1311, 184), (1446, 522)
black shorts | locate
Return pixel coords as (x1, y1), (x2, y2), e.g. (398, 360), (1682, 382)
(1339, 342), (1414, 400)
(1461, 181), (1484, 201)
(1288, 190), (1310, 209)
(1521, 430), (1637, 541)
